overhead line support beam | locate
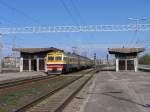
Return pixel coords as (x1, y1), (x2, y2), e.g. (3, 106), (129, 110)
(0, 24), (150, 34)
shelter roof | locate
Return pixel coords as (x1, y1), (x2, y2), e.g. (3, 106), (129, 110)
(12, 47), (63, 53)
(108, 48), (145, 54)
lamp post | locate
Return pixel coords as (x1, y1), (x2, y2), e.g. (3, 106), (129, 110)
(128, 17), (146, 47)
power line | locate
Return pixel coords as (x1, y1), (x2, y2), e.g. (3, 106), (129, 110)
(59, 0), (82, 54)
(59, 0), (79, 25)
(70, 0), (86, 25)
(0, 0), (40, 25)
(0, 16), (20, 26)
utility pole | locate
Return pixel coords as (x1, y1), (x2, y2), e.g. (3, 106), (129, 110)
(12, 35), (16, 56)
(0, 33), (2, 73)
(12, 35), (17, 67)
(94, 53), (96, 68)
(107, 54), (109, 64)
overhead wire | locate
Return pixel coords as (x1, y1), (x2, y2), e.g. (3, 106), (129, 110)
(0, 0), (43, 56)
(67, 0), (90, 56)
(69, 0), (94, 57)
(0, 16), (20, 26)
(59, 0), (79, 25)
(0, 0), (41, 25)
(70, 0), (86, 25)
(58, 0), (80, 54)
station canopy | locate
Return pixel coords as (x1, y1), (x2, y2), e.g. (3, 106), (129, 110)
(108, 48), (145, 54)
(12, 47), (63, 54)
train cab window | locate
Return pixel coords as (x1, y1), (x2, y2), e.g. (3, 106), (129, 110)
(48, 56), (54, 60)
(55, 56), (62, 60)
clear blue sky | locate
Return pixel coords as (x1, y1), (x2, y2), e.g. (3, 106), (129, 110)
(0, 0), (150, 58)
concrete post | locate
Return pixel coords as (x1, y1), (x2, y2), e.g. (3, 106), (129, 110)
(37, 58), (39, 72)
(45, 59), (47, 72)
(29, 59), (31, 72)
(20, 58), (23, 72)
(116, 58), (119, 72)
(134, 58), (138, 72)
(125, 59), (127, 71)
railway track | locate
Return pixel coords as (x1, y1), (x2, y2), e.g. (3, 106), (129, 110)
(0, 75), (56, 89)
(0, 69), (91, 89)
(14, 69), (95, 112)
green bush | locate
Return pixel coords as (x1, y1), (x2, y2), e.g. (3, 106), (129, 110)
(139, 54), (150, 64)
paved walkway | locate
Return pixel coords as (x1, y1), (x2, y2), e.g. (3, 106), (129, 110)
(79, 71), (150, 112)
(0, 72), (47, 82)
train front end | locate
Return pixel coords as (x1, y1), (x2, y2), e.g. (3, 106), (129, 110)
(46, 52), (64, 74)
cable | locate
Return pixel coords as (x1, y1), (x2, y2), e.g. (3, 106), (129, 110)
(0, 0), (40, 25)
(59, 0), (79, 25)
(69, 0), (93, 56)
(0, 16), (20, 26)
(70, 0), (86, 25)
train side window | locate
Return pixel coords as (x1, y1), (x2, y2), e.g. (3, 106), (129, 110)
(70, 58), (72, 63)
(64, 57), (66, 61)
(64, 57), (68, 62)
(68, 57), (69, 63)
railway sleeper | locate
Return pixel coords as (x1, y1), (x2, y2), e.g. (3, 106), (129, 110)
(25, 72), (94, 112)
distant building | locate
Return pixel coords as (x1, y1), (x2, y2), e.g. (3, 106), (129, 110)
(108, 48), (144, 72)
(12, 47), (63, 72)
(2, 56), (20, 68)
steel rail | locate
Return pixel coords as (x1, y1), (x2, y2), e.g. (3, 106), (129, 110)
(14, 69), (94, 112)
(0, 75), (57, 89)
(54, 70), (95, 112)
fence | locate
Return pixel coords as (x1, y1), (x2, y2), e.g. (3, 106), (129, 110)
(138, 64), (150, 72)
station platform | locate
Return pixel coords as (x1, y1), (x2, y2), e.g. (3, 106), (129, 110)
(78, 71), (150, 112)
(0, 72), (47, 82)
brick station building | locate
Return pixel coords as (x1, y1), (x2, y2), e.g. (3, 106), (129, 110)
(12, 47), (63, 72)
(108, 48), (144, 72)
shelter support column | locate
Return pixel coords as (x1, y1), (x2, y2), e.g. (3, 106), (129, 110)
(37, 58), (39, 72)
(125, 59), (127, 71)
(29, 59), (31, 72)
(45, 60), (47, 72)
(134, 58), (138, 72)
(116, 58), (119, 72)
(20, 58), (23, 72)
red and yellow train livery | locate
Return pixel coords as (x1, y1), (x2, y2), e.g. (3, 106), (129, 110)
(45, 51), (93, 74)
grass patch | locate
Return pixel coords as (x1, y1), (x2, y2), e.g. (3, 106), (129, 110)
(0, 76), (73, 111)
(0, 82), (51, 111)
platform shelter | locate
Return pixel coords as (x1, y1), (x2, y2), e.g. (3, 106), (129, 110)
(12, 47), (63, 72)
(108, 48), (144, 72)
